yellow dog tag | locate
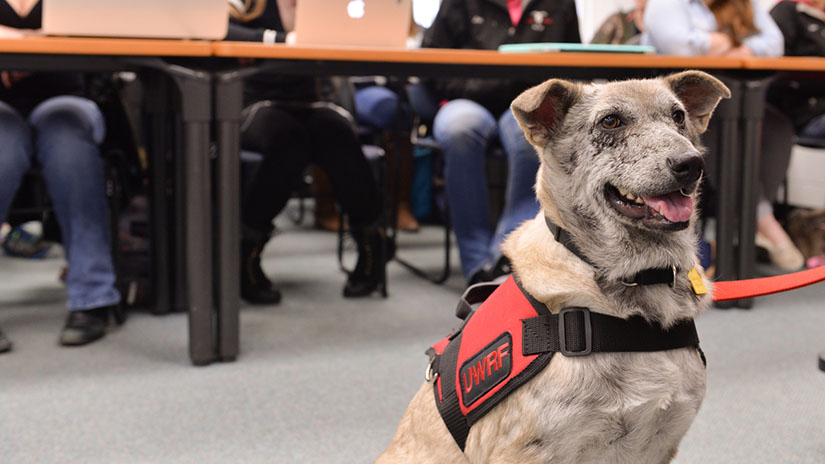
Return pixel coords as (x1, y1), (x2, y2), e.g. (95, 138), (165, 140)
(688, 266), (708, 295)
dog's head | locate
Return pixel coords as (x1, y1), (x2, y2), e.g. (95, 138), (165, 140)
(511, 71), (729, 270)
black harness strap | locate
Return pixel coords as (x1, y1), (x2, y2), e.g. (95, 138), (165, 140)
(544, 216), (680, 287)
(432, 331), (470, 450)
(522, 308), (700, 357)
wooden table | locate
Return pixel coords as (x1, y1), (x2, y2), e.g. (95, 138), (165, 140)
(0, 37), (221, 365)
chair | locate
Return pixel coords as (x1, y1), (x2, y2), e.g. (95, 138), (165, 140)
(394, 80), (510, 285)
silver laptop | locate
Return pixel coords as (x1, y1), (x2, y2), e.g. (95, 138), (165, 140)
(42, 0), (228, 40)
(295, 0), (412, 48)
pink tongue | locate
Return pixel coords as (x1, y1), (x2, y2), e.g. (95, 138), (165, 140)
(642, 192), (693, 222)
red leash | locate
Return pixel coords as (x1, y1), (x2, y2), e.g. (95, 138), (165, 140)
(712, 265), (825, 302)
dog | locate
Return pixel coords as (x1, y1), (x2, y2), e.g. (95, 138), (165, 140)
(376, 71), (730, 464)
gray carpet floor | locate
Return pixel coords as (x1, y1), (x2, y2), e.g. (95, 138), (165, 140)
(1, 213), (824, 464)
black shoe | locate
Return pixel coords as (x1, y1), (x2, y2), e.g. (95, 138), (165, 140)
(466, 256), (512, 288)
(489, 255), (512, 281)
(0, 327), (11, 353)
(241, 225), (282, 305)
(59, 307), (112, 347)
(343, 222), (393, 298)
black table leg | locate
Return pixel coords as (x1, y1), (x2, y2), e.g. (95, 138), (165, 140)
(213, 70), (247, 362)
(712, 76), (742, 308)
(168, 67), (216, 366)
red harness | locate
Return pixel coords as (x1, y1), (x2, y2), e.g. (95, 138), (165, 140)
(428, 264), (825, 451)
(428, 275), (702, 451)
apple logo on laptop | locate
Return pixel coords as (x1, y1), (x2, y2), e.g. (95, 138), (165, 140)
(347, 0), (365, 19)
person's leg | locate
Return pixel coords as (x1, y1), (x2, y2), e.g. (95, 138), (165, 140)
(0, 101), (34, 226)
(433, 99), (498, 281)
(30, 96), (120, 345)
(0, 101), (35, 354)
(798, 112), (825, 141)
(489, 110), (541, 268)
(239, 103), (311, 304)
(756, 105), (804, 270)
(303, 104), (386, 297)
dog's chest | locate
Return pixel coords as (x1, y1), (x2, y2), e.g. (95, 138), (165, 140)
(466, 350), (706, 464)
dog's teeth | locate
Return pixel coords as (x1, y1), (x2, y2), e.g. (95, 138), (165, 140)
(658, 207), (664, 216)
(625, 193), (637, 201)
(634, 197), (644, 205)
(618, 187), (629, 196)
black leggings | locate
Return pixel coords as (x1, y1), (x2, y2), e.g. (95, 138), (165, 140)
(240, 102), (381, 231)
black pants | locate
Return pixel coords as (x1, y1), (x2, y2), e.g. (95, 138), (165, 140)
(240, 102), (381, 232)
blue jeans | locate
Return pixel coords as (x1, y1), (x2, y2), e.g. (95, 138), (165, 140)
(0, 96), (120, 311)
(354, 85), (412, 131)
(433, 99), (540, 279)
(799, 112), (825, 141)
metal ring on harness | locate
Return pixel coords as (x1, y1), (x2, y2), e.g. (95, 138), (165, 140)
(425, 357), (438, 382)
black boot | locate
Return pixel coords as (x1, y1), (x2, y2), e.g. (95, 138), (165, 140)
(241, 226), (282, 305)
(0, 326), (11, 353)
(343, 222), (392, 298)
(59, 306), (115, 346)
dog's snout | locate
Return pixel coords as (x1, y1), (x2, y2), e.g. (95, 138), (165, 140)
(667, 153), (704, 185)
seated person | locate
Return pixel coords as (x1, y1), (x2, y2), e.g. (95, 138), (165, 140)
(0, 1), (122, 352)
(770, 0), (825, 141)
(591, 0), (647, 45)
(421, 0), (581, 286)
(228, 0), (388, 303)
(643, 0), (805, 271)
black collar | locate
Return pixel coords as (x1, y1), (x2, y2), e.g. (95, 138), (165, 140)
(544, 216), (679, 287)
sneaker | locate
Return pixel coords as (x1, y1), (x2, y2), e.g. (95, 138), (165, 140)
(1, 225), (51, 259)
(59, 307), (112, 347)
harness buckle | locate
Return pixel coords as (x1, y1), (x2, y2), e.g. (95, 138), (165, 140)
(558, 307), (592, 356)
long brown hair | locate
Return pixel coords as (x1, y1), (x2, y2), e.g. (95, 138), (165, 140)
(229, 0), (267, 22)
(706, 0), (759, 47)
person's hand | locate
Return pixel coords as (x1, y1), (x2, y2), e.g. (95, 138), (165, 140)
(1, 71), (32, 88)
(725, 45), (755, 58)
(707, 32), (733, 56)
(286, 31), (296, 45)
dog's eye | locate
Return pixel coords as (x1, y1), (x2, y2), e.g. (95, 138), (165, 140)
(601, 115), (621, 129)
(672, 110), (686, 125)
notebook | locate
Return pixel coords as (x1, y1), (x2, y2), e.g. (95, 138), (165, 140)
(498, 43), (656, 54)
(294, 0), (413, 48)
(42, 0), (228, 40)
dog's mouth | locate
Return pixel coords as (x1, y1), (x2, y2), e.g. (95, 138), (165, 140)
(605, 184), (693, 230)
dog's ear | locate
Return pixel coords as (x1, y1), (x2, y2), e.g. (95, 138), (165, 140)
(511, 79), (581, 147)
(665, 71), (731, 133)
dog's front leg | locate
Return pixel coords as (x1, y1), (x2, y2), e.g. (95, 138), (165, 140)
(376, 383), (470, 464)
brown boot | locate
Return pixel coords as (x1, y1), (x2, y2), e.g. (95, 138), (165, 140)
(311, 167), (346, 232)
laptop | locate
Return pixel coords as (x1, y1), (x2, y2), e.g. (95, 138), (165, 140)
(42, 0), (228, 40)
(294, 0), (412, 48)
(498, 43), (656, 54)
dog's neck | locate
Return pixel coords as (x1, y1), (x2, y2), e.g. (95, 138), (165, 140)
(505, 213), (711, 328)
(544, 217), (679, 287)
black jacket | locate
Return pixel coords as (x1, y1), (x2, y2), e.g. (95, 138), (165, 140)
(768, 1), (825, 129)
(422, 0), (581, 115)
(771, 0), (825, 57)
(226, 2), (319, 105)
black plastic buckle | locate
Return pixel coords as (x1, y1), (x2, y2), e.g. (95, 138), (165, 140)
(558, 307), (592, 356)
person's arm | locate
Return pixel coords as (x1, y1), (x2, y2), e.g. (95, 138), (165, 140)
(741, 0), (784, 57)
(642, 0), (713, 55)
(591, 13), (624, 45)
(563, 0), (582, 43)
(225, 22), (286, 43)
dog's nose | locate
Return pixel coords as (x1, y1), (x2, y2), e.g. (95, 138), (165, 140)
(667, 153), (704, 185)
